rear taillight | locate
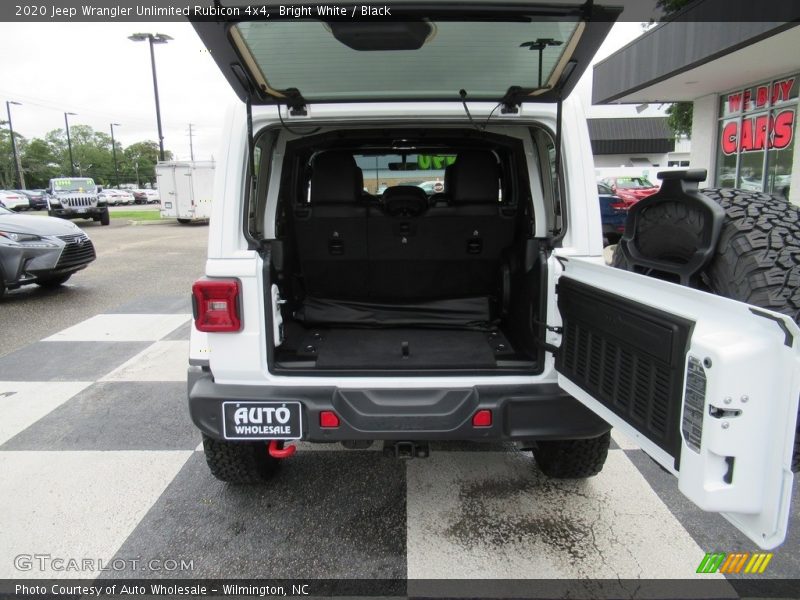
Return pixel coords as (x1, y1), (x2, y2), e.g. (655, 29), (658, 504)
(610, 201), (629, 210)
(192, 279), (241, 332)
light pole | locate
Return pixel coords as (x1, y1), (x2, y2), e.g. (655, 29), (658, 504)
(5, 100), (24, 189)
(129, 32), (172, 162)
(64, 111), (77, 176)
(110, 123), (121, 187)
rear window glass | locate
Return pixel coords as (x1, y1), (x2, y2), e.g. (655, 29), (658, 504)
(233, 19), (580, 102)
(355, 154), (452, 195)
(615, 177), (655, 189)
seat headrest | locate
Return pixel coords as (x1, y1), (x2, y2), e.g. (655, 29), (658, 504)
(451, 151), (500, 204)
(311, 152), (360, 204)
(382, 185), (429, 217)
(444, 163), (455, 192)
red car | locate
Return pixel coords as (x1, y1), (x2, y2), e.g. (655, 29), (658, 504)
(600, 176), (659, 204)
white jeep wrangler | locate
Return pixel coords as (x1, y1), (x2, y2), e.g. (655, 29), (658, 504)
(188, 3), (800, 549)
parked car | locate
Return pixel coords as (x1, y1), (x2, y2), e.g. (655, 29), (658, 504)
(45, 177), (109, 226)
(132, 189), (160, 204)
(99, 189), (135, 206)
(14, 190), (47, 210)
(600, 176), (659, 204)
(0, 191), (30, 212)
(597, 182), (630, 245)
(417, 180), (444, 195)
(0, 205), (96, 298)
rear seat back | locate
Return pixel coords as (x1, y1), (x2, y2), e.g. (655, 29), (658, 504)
(367, 152), (515, 301)
(293, 152), (368, 298)
(294, 150), (516, 303)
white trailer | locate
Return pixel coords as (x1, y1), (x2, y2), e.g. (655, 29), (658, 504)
(156, 161), (215, 223)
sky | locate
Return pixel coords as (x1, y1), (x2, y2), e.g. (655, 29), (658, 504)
(0, 21), (664, 162)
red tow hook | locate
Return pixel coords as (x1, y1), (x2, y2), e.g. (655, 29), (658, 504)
(268, 439), (296, 459)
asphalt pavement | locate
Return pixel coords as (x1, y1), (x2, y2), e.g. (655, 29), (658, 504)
(0, 216), (207, 358)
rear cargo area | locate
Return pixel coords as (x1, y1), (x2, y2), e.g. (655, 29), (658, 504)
(265, 132), (548, 375)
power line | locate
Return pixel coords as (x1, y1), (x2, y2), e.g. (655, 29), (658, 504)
(0, 88), (155, 128)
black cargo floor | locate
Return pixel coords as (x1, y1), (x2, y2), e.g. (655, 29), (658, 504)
(288, 327), (518, 369)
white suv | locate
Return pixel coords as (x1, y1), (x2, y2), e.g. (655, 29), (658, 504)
(187, 5), (799, 550)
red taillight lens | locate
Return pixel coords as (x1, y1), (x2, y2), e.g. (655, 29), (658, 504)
(192, 279), (241, 332)
(320, 411), (340, 428)
(472, 409), (492, 427)
(609, 202), (629, 210)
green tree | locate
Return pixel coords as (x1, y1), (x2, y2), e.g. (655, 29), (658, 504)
(666, 102), (693, 138)
(0, 122), (26, 189)
(20, 138), (60, 189)
(120, 141), (173, 186)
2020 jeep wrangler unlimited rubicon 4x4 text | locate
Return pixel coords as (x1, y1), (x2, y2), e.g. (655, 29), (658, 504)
(187, 3), (800, 549)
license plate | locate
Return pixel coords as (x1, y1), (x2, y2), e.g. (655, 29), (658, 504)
(222, 401), (302, 440)
(77, 208), (86, 214)
(164, 202), (172, 209)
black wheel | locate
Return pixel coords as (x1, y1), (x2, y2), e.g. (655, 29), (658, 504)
(532, 432), (610, 479)
(202, 434), (281, 484)
(47, 210), (56, 217)
(100, 210), (110, 226)
(612, 188), (800, 471)
(36, 273), (72, 288)
(177, 218), (191, 224)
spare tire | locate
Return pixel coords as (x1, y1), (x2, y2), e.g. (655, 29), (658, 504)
(612, 188), (800, 322)
(612, 188), (800, 470)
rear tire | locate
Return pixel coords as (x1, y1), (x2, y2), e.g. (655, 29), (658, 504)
(202, 434), (281, 484)
(36, 273), (72, 288)
(532, 432), (611, 479)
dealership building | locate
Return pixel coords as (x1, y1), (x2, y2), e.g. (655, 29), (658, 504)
(593, 15), (799, 204)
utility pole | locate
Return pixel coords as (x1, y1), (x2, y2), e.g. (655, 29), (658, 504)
(64, 112), (77, 176)
(188, 123), (195, 161)
(5, 100), (24, 189)
(110, 123), (121, 187)
(129, 33), (172, 162)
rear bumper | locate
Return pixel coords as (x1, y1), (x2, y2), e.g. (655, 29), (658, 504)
(188, 368), (610, 443)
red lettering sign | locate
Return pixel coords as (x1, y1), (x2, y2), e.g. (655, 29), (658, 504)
(726, 77), (795, 114)
(772, 110), (794, 149)
(756, 85), (769, 108)
(720, 109), (795, 155)
(728, 93), (742, 113)
(722, 121), (738, 154)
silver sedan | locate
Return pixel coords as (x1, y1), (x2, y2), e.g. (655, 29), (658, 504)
(0, 206), (96, 298)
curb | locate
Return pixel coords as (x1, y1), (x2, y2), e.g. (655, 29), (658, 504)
(126, 219), (175, 226)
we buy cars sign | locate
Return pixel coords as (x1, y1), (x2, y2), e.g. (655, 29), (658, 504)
(721, 76), (796, 155)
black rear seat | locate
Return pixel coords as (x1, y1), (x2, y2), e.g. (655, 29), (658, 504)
(293, 152), (368, 299)
(420, 151), (515, 299)
(295, 150), (515, 303)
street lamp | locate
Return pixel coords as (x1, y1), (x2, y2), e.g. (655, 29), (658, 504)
(110, 123), (121, 187)
(5, 100), (24, 189)
(128, 32), (172, 162)
(64, 111), (77, 176)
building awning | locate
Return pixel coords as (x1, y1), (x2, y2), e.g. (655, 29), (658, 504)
(588, 117), (675, 155)
(592, 0), (800, 104)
